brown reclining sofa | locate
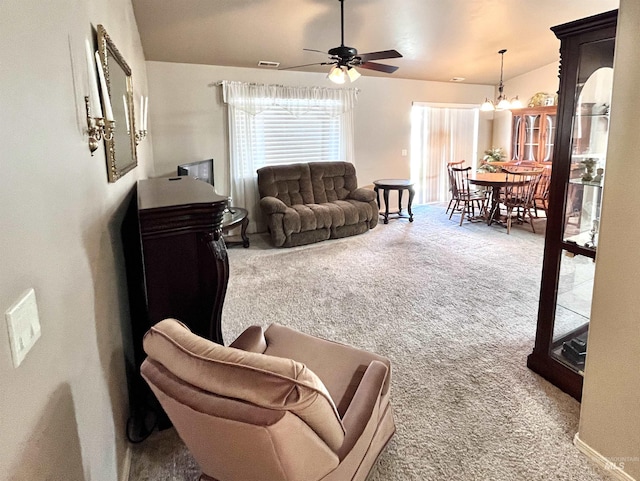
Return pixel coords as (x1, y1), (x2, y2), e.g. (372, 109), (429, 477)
(257, 161), (378, 247)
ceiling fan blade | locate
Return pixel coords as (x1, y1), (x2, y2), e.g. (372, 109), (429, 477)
(279, 61), (335, 71)
(358, 61), (399, 74)
(303, 48), (329, 55)
(358, 49), (403, 62)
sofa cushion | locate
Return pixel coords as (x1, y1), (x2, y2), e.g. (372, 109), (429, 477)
(257, 163), (315, 206)
(310, 162), (358, 203)
(290, 204), (320, 232)
(320, 202), (346, 228)
(330, 200), (361, 225)
(143, 319), (345, 451)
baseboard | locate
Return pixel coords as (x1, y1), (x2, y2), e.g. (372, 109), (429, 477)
(574, 433), (637, 481)
(121, 445), (132, 481)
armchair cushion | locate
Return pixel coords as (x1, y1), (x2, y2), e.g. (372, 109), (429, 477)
(229, 325), (268, 353)
(143, 319), (345, 451)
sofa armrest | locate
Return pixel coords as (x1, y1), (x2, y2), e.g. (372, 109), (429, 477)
(229, 326), (268, 353)
(260, 196), (288, 214)
(349, 188), (376, 203)
(336, 360), (388, 459)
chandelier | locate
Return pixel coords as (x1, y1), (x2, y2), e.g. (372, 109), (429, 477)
(481, 49), (523, 111)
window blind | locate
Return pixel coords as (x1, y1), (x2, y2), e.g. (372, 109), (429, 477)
(234, 104), (341, 169)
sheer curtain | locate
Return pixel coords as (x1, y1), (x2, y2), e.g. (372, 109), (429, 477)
(221, 81), (358, 232)
(410, 103), (479, 204)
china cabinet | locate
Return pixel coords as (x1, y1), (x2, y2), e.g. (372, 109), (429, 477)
(527, 9), (617, 401)
(510, 105), (557, 162)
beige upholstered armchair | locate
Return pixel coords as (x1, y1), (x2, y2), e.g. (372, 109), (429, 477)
(141, 319), (395, 481)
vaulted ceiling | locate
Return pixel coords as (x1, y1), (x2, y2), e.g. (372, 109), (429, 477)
(132, 0), (618, 85)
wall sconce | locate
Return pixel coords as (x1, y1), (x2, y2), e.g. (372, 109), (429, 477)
(85, 96), (114, 154)
(135, 95), (148, 145)
(85, 42), (115, 155)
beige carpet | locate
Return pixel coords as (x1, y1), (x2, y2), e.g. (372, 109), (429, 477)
(129, 204), (613, 481)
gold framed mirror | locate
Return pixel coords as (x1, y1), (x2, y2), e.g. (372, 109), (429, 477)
(97, 24), (137, 182)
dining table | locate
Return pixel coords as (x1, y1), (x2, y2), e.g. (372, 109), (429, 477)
(468, 171), (512, 225)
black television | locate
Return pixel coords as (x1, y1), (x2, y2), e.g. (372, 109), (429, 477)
(176, 159), (214, 186)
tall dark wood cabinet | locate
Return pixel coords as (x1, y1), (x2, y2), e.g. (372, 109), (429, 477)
(122, 176), (229, 435)
(527, 10), (617, 401)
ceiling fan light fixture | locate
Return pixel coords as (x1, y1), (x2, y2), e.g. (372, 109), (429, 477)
(328, 65), (347, 84)
(347, 66), (361, 82)
(282, 0), (401, 82)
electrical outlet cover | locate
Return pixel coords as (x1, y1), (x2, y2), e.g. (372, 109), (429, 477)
(5, 288), (41, 368)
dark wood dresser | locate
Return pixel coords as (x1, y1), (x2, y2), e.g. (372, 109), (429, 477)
(122, 176), (228, 436)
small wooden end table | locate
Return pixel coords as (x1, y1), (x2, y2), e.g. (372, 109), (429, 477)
(222, 207), (250, 247)
(373, 179), (415, 224)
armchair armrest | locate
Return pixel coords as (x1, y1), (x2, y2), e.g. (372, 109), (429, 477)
(336, 360), (388, 459)
(260, 196), (287, 214)
(229, 326), (268, 353)
(349, 188), (376, 203)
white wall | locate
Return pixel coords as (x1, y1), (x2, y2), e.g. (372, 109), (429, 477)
(507, 61), (560, 107)
(146, 61), (494, 198)
(0, 0), (151, 478)
(577, 1), (640, 479)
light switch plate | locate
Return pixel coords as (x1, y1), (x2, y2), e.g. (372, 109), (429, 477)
(5, 288), (41, 368)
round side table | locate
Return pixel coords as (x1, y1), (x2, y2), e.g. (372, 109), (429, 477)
(373, 179), (415, 224)
(221, 207), (250, 247)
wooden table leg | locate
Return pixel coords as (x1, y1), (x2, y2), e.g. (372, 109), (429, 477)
(487, 185), (501, 225)
(239, 216), (250, 248)
(407, 186), (415, 222)
(383, 188), (390, 224)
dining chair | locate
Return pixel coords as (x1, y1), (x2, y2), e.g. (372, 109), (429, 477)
(448, 166), (489, 226)
(445, 160), (465, 216)
(515, 160), (542, 168)
(501, 167), (544, 234)
(533, 165), (552, 217)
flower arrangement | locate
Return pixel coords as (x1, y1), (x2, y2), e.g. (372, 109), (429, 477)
(478, 148), (506, 172)
(483, 147), (506, 163)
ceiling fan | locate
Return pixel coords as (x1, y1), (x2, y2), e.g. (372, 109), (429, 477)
(280, 0), (403, 84)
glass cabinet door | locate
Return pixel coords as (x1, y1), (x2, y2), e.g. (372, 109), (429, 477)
(542, 113), (556, 161)
(552, 61), (613, 375)
(511, 115), (522, 161)
(510, 107), (557, 162)
(528, 9), (617, 401)
(550, 251), (595, 373)
(563, 68), (612, 249)
(523, 114), (541, 161)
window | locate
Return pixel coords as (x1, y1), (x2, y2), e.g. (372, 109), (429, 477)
(221, 81), (358, 233)
(234, 98), (342, 168)
(410, 104), (479, 204)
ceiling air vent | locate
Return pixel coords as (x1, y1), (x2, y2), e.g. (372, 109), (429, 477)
(258, 61), (280, 68)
